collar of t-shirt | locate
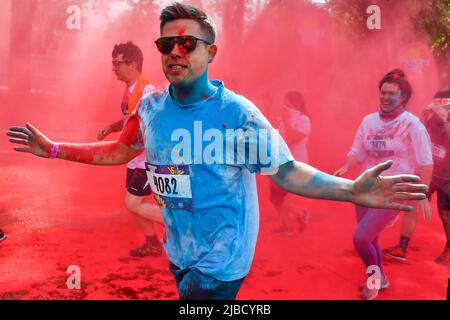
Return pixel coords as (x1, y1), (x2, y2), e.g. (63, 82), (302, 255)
(379, 106), (406, 121)
(168, 80), (224, 110)
(128, 81), (137, 94)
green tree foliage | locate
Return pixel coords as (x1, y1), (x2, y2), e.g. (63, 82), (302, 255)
(414, 0), (449, 84)
(326, 0), (449, 85)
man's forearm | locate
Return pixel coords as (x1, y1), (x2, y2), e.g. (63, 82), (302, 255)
(56, 141), (140, 165)
(271, 161), (354, 202)
(108, 118), (125, 133)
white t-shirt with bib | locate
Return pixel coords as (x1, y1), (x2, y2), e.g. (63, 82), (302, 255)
(349, 111), (433, 175)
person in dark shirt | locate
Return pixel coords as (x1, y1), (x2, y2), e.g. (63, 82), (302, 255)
(424, 89), (450, 264)
(384, 89), (450, 264)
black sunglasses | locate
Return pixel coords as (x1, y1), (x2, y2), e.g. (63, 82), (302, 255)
(154, 35), (211, 54)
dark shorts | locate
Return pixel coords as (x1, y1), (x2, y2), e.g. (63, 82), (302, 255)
(269, 180), (288, 205)
(126, 168), (152, 197)
(169, 263), (245, 300)
(427, 176), (450, 210)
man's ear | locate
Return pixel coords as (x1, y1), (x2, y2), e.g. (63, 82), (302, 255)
(130, 61), (139, 72)
(208, 44), (218, 64)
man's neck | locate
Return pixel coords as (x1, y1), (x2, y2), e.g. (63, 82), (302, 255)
(379, 105), (406, 121)
(171, 71), (217, 105)
(124, 72), (141, 87)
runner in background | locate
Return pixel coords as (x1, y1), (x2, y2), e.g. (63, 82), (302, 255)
(335, 69), (433, 299)
(99, 41), (163, 257)
(270, 91), (311, 235)
(384, 89), (450, 264)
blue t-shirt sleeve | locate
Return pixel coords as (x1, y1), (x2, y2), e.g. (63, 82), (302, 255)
(237, 104), (294, 175)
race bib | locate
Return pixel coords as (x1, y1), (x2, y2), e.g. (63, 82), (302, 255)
(367, 134), (395, 157)
(432, 143), (446, 159)
(145, 163), (193, 211)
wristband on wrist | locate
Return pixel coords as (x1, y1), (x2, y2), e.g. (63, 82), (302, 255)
(50, 143), (59, 159)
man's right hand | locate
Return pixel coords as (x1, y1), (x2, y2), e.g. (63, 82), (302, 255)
(97, 126), (111, 140)
(7, 116), (142, 165)
(7, 123), (53, 158)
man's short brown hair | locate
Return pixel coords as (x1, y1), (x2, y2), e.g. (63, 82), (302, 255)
(112, 41), (144, 72)
(160, 2), (217, 43)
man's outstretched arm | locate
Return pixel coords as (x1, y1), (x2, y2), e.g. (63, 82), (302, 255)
(270, 160), (427, 211)
(7, 114), (142, 165)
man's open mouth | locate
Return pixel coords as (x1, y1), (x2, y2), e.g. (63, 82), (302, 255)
(168, 64), (187, 70)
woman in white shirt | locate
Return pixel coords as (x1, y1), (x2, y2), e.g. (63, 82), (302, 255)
(334, 69), (433, 300)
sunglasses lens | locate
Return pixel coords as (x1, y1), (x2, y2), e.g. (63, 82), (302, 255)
(179, 36), (197, 52)
(155, 38), (174, 54)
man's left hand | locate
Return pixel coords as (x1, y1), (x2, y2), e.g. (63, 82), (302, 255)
(352, 160), (427, 211)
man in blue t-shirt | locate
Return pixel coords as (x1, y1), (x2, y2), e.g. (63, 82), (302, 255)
(7, 3), (428, 300)
(135, 79), (294, 283)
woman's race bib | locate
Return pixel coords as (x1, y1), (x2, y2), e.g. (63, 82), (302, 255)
(366, 134), (395, 157)
(432, 143), (446, 159)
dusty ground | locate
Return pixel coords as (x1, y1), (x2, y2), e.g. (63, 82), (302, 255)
(0, 153), (447, 300)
